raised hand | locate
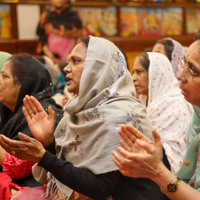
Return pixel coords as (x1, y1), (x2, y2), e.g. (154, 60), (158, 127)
(23, 95), (55, 146)
(112, 128), (163, 179)
(118, 124), (152, 153)
(39, 10), (47, 27)
(0, 133), (45, 163)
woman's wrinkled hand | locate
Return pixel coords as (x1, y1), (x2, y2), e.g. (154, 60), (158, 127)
(0, 133), (46, 163)
(23, 95), (55, 147)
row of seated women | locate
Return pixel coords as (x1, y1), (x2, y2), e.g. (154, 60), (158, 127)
(132, 51), (193, 173)
(112, 39), (200, 200)
(0, 35), (197, 199)
(132, 37), (193, 173)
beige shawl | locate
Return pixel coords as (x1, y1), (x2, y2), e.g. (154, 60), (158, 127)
(33, 36), (152, 199)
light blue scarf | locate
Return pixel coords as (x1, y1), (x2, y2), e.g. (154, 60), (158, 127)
(176, 105), (200, 191)
(0, 51), (11, 71)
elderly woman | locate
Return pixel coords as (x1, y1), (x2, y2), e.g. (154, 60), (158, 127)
(0, 54), (63, 195)
(112, 40), (200, 200)
(152, 38), (185, 78)
(0, 36), (166, 200)
(132, 52), (193, 173)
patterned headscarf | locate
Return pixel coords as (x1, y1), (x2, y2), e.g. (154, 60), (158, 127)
(41, 36), (153, 199)
(147, 52), (193, 173)
(176, 105), (200, 191)
(164, 38), (185, 78)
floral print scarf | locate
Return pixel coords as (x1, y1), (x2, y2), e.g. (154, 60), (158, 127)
(44, 36), (153, 199)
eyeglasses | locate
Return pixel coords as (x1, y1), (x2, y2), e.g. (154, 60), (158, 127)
(179, 57), (200, 80)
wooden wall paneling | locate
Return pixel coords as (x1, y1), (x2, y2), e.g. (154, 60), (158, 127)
(182, 7), (187, 36)
(18, 0), (49, 4)
(116, 6), (121, 37)
(11, 3), (18, 39)
(0, 1), (200, 56)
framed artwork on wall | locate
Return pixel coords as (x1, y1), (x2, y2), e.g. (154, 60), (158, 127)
(74, 6), (117, 37)
(186, 8), (200, 35)
(18, 0), (50, 2)
(120, 7), (139, 37)
(0, 0), (18, 2)
(0, 0), (51, 3)
(120, 7), (183, 37)
(0, 4), (13, 39)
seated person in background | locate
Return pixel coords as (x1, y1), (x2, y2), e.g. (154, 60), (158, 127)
(0, 54), (63, 193)
(36, 55), (69, 107)
(132, 52), (193, 173)
(56, 60), (74, 106)
(57, 60), (68, 77)
(0, 36), (167, 200)
(36, 0), (83, 63)
(112, 39), (200, 200)
(152, 38), (185, 78)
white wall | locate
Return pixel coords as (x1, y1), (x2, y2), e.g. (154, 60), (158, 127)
(17, 4), (40, 40)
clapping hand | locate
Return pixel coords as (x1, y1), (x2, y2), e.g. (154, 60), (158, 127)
(117, 124), (152, 153)
(0, 133), (45, 163)
(23, 95), (55, 147)
(112, 124), (163, 179)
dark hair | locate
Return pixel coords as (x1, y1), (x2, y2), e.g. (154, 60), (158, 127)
(7, 53), (32, 85)
(195, 30), (200, 41)
(154, 39), (174, 61)
(57, 61), (68, 76)
(144, 47), (152, 53)
(135, 52), (150, 72)
(80, 36), (90, 48)
(119, 48), (129, 70)
(35, 56), (46, 65)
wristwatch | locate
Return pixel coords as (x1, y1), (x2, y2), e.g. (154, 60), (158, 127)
(162, 177), (181, 193)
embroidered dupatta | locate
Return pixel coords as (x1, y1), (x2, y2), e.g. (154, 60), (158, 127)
(36, 36), (153, 199)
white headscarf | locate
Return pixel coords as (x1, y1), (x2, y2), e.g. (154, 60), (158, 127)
(147, 52), (193, 173)
(40, 36), (153, 199)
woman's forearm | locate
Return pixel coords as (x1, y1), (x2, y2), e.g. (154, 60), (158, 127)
(152, 162), (200, 200)
(0, 146), (6, 165)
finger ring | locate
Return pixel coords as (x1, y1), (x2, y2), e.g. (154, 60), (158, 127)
(11, 150), (16, 156)
(30, 114), (34, 119)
